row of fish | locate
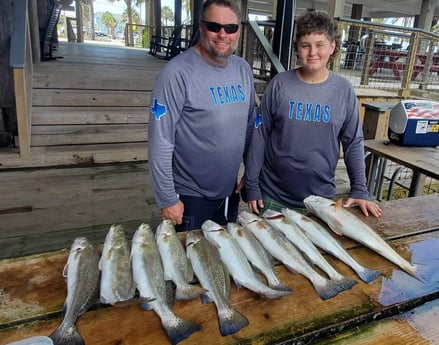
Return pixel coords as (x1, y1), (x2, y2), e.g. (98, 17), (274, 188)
(49, 195), (419, 345)
(49, 223), (204, 345)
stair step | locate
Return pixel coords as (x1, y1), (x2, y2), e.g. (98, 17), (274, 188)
(30, 124), (148, 146)
(32, 106), (148, 125)
(32, 89), (151, 107)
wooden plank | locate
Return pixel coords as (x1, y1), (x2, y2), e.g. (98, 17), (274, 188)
(0, 163), (156, 240)
(32, 107), (148, 125)
(32, 89), (151, 107)
(0, 143), (148, 169)
(33, 71), (159, 90)
(29, 124), (148, 146)
(13, 68), (31, 157)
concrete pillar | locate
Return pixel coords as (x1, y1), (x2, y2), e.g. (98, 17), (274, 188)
(417, 0), (436, 30)
(328, 0), (345, 18)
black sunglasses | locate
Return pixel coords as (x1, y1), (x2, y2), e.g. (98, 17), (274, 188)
(202, 21), (239, 34)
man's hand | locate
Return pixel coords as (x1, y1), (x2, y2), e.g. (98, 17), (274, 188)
(161, 201), (184, 225)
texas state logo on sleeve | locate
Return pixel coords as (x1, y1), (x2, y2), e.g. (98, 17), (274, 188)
(254, 113), (263, 128)
(151, 98), (167, 120)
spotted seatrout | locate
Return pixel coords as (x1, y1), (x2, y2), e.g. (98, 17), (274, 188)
(99, 224), (136, 305)
(131, 223), (201, 345)
(202, 220), (291, 299)
(156, 220), (206, 300)
(227, 222), (291, 292)
(186, 230), (249, 336)
(49, 237), (100, 345)
(282, 207), (381, 283)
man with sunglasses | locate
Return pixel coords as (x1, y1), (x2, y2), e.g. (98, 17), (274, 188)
(148, 0), (255, 231)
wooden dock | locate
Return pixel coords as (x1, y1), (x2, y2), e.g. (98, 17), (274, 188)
(1, 194), (438, 344)
(0, 42), (167, 258)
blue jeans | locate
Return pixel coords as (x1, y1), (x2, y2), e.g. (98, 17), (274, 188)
(175, 191), (241, 232)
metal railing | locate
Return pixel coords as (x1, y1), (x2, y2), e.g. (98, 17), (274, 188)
(124, 24), (194, 50)
(335, 18), (439, 100)
(241, 18), (439, 102)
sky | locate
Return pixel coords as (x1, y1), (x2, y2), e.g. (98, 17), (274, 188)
(93, 0), (175, 15)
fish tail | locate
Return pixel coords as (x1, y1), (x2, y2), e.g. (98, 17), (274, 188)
(218, 307), (249, 336)
(162, 318), (202, 345)
(175, 284), (207, 300)
(49, 322), (84, 345)
(312, 279), (342, 300)
(357, 267), (382, 283)
(405, 263), (426, 283)
(267, 280), (292, 293)
(333, 275), (358, 292)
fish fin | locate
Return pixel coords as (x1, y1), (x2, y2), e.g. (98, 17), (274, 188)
(333, 276), (358, 292)
(335, 198), (343, 210)
(268, 281), (292, 293)
(62, 263), (68, 278)
(49, 322), (84, 345)
(357, 267), (382, 284)
(162, 318), (202, 345)
(218, 307), (249, 336)
(113, 296), (155, 308)
(313, 279), (342, 300)
(175, 284), (208, 300)
(263, 288), (292, 299)
(141, 301), (153, 311)
(201, 293), (214, 304)
(325, 215), (345, 236)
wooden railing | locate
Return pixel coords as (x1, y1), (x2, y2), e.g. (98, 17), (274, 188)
(9, 0), (33, 157)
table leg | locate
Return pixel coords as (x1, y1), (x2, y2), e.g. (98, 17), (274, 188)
(409, 171), (426, 197)
(367, 154), (380, 198)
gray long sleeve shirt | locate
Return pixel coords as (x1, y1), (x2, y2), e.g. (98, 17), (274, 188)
(148, 48), (255, 208)
(245, 69), (369, 208)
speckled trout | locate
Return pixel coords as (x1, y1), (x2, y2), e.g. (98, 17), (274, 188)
(263, 209), (358, 292)
(49, 237), (100, 345)
(156, 220), (206, 300)
(131, 223), (201, 345)
(238, 211), (346, 300)
(99, 224), (136, 305)
(186, 230), (249, 336)
(202, 220), (292, 299)
(303, 195), (419, 279)
(282, 207), (381, 283)
(226, 222), (291, 292)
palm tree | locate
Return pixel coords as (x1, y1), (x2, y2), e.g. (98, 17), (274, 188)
(162, 5), (174, 26)
(102, 11), (117, 39)
(113, 0), (145, 45)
